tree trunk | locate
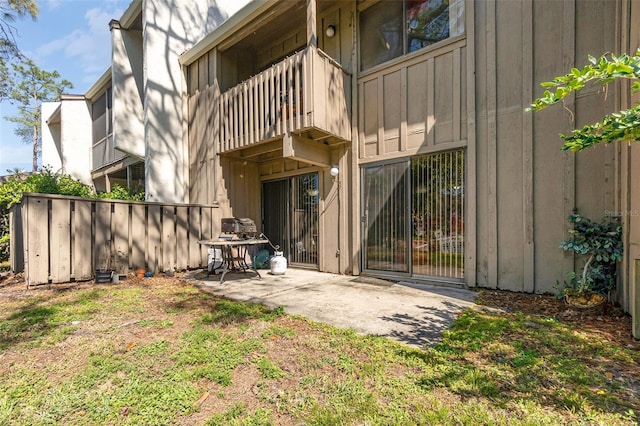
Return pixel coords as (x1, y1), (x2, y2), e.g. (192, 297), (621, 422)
(32, 124), (38, 172)
(31, 88), (38, 172)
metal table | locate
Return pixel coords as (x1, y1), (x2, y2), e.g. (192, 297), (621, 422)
(198, 238), (268, 283)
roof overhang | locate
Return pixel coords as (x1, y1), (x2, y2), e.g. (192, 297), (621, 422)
(119, 0), (142, 29)
(85, 67), (112, 100)
(45, 104), (62, 125)
(179, 0), (277, 66)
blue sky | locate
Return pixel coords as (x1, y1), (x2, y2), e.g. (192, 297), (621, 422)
(0, 0), (131, 174)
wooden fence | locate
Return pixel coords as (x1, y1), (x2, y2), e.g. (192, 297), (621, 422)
(11, 193), (223, 287)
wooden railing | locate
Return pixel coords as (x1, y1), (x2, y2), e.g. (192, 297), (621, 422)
(218, 45), (351, 153)
(11, 194), (224, 287)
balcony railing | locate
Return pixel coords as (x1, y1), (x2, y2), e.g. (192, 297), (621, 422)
(92, 134), (126, 170)
(218, 45), (351, 154)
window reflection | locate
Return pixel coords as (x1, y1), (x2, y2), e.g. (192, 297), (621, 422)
(360, 1), (403, 71)
(360, 0), (465, 71)
(407, 0), (450, 52)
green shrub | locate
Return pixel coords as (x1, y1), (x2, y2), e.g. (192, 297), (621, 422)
(0, 168), (145, 263)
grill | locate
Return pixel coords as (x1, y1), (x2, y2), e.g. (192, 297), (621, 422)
(221, 217), (258, 239)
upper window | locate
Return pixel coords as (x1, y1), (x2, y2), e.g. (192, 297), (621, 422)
(360, 0), (464, 71)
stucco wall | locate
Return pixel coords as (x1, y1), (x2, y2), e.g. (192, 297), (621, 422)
(41, 100), (93, 187)
(60, 100), (93, 186)
(112, 24), (145, 158)
(143, 0), (250, 203)
(41, 102), (62, 173)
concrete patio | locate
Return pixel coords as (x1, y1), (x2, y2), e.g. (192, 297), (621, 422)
(184, 267), (477, 348)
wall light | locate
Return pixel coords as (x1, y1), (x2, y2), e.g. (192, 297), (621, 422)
(329, 165), (339, 177)
(325, 25), (336, 38)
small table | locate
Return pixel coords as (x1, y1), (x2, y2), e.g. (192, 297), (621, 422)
(198, 238), (268, 283)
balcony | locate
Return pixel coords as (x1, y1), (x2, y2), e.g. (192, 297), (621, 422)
(92, 134), (127, 171)
(217, 45), (351, 161)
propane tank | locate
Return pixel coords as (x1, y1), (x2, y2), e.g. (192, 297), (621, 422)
(270, 251), (287, 275)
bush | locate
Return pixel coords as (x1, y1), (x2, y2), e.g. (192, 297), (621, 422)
(558, 210), (623, 297)
(0, 169), (145, 263)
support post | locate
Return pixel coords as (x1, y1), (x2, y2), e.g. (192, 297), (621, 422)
(307, 0), (317, 48)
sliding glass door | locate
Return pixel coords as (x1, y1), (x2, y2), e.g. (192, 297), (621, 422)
(362, 162), (409, 273)
(262, 172), (319, 267)
(362, 150), (465, 280)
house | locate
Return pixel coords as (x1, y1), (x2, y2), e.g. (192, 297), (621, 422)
(42, 0), (250, 195)
(41, 0), (640, 321)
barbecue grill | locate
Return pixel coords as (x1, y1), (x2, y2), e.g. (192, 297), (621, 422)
(220, 217), (258, 239)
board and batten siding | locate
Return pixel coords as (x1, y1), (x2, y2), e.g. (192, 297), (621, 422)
(356, 0), (621, 296)
(474, 0), (618, 294)
(357, 37), (467, 162)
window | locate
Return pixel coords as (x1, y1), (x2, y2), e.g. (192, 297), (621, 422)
(360, 0), (464, 71)
(361, 149), (465, 280)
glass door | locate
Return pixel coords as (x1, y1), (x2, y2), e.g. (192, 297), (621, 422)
(262, 172), (319, 267)
(361, 149), (465, 280)
(262, 179), (289, 255)
(362, 162), (409, 273)
(411, 150), (465, 280)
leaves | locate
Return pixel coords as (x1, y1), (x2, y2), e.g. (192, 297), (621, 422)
(528, 50), (640, 152)
(559, 211), (623, 295)
(3, 58), (73, 171)
(0, 0), (38, 60)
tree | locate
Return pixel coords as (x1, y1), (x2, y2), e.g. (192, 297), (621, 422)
(0, 58), (8, 101)
(5, 59), (72, 171)
(528, 50), (640, 152)
(0, 0), (38, 60)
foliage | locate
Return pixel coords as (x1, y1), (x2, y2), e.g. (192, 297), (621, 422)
(0, 0), (38, 60)
(96, 184), (145, 202)
(528, 50), (640, 152)
(558, 211), (623, 297)
(0, 58), (8, 101)
(0, 168), (145, 262)
(4, 58), (73, 171)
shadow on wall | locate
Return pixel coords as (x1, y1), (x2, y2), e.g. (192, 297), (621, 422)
(143, 0), (231, 203)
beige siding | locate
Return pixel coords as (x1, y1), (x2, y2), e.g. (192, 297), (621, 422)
(358, 39), (467, 162)
(473, 0), (618, 293)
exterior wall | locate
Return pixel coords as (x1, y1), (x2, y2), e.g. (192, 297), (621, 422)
(184, 1), (356, 274)
(181, 0), (630, 300)
(60, 100), (93, 186)
(357, 39), (467, 161)
(41, 102), (62, 173)
(41, 99), (93, 187)
(620, 0), (640, 335)
(112, 23), (145, 158)
(143, 0), (250, 203)
(473, 0), (618, 294)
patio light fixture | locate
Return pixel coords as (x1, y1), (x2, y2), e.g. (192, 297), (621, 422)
(326, 25), (336, 38)
(330, 165), (339, 177)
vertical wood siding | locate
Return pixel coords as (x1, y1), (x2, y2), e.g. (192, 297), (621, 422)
(473, 0), (618, 294)
(357, 38), (467, 161)
(13, 194), (220, 287)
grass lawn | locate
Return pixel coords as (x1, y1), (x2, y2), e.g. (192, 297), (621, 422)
(0, 275), (638, 425)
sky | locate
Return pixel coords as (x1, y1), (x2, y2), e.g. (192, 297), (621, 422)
(0, 0), (131, 174)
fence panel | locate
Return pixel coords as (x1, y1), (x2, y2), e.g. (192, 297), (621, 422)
(131, 204), (146, 270)
(73, 200), (93, 280)
(25, 197), (49, 287)
(50, 198), (71, 283)
(162, 206), (176, 272)
(12, 194), (221, 286)
(176, 206), (189, 271)
(147, 205), (162, 273)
